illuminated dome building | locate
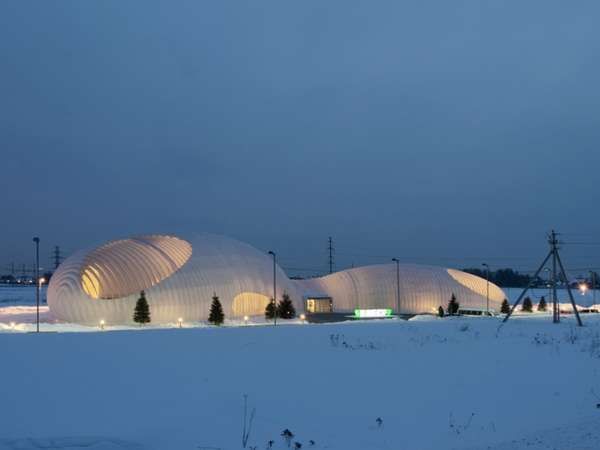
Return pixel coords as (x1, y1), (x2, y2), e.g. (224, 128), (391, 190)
(48, 233), (506, 325)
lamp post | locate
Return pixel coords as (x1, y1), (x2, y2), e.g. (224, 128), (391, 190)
(391, 258), (400, 317)
(33, 237), (40, 333)
(268, 251), (277, 326)
(544, 267), (552, 307)
(590, 271), (597, 306)
(482, 263), (490, 315)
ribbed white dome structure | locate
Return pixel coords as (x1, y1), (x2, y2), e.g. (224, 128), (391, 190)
(48, 233), (301, 325)
(294, 264), (505, 315)
(48, 232), (506, 325)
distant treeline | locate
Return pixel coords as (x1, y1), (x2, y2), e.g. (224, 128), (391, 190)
(462, 268), (532, 287)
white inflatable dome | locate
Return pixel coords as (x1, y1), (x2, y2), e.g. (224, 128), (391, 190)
(48, 233), (301, 325)
(48, 232), (506, 325)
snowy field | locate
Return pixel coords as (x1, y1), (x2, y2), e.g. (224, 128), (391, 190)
(0, 286), (47, 306)
(1, 315), (600, 449)
(1, 287), (600, 450)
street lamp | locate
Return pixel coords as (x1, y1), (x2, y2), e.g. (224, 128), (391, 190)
(482, 263), (490, 315)
(591, 271), (597, 305)
(268, 251), (277, 326)
(544, 267), (552, 307)
(33, 237), (40, 333)
(391, 258), (400, 317)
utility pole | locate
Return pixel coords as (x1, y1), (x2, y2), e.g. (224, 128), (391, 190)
(328, 237), (334, 274)
(503, 230), (582, 326)
(52, 246), (62, 270)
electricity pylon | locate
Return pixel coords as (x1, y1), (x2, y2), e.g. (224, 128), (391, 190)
(503, 230), (582, 326)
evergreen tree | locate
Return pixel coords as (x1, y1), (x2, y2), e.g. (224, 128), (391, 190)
(133, 290), (151, 325)
(447, 293), (459, 316)
(537, 296), (547, 312)
(208, 293), (224, 325)
(522, 296), (533, 312)
(265, 298), (277, 320)
(437, 306), (445, 317)
(500, 298), (510, 314)
(278, 292), (296, 319)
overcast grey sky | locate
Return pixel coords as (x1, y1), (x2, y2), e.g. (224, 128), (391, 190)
(1, 1), (600, 276)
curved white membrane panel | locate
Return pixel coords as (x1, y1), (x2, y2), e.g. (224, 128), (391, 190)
(294, 264), (506, 315)
(446, 268), (505, 301)
(81, 236), (192, 299)
(48, 233), (301, 325)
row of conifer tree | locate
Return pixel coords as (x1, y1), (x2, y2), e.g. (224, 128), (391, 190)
(133, 291), (549, 325)
(500, 296), (548, 313)
(132, 291), (297, 326)
(434, 293), (550, 318)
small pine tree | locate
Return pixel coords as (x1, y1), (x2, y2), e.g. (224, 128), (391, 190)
(538, 296), (547, 312)
(448, 293), (459, 316)
(278, 292), (296, 319)
(522, 296), (533, 312)
(208, 293), (224, 325)
(133, 290), (151, 325)
(500, 298), (510, 314)
(265, 298), (277, 320)
(438, 306), (445, 317)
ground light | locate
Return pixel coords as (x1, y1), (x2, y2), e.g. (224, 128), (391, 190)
(299, 313), (306, 323)
(9, 322), (16, 330)
(243, 315), (249, 325)
(177, 317), (183, 328)
(579, 283), (588, 295)
(99, 319), (105, 330)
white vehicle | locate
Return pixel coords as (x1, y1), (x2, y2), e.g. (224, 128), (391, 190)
(458, 307), (496, 317)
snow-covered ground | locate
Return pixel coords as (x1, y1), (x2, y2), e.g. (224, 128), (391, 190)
(1, 313), (600, 449)
(1, 286), (600, 449)
(0, 286), (47, 306)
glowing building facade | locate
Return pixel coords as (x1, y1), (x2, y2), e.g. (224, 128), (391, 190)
(48, 233), (506, 325)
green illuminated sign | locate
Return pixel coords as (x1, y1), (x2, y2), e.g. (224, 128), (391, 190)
(353, 308), (393, 318)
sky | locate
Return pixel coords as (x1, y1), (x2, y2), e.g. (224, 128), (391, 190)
(1, 1), (600, 277)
